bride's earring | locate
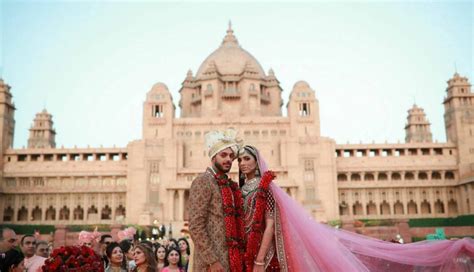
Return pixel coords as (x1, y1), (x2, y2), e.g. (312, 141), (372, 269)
(255, 168), (260, 177)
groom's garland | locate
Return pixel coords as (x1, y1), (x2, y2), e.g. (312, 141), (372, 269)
(244, 170), (276, 272)
(214, 173), (245, 272)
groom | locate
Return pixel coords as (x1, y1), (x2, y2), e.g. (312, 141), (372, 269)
(189, 129), (243, 272)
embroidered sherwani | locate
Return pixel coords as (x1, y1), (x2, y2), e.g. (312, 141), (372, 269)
(189, 168), (229, 271)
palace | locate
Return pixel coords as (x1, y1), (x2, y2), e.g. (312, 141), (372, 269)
(0, 25), (473, 233)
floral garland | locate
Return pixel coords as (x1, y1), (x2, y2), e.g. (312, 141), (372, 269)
(244, 170), (276, 272)
(42, 245), (104, 272)
(214, 172), (245, 272)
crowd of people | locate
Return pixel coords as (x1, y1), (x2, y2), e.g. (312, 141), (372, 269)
(0, 227), (191, 272)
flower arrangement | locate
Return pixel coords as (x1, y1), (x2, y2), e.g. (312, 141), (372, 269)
(214, 172), (245, 272)
(42, 245), (104, 272)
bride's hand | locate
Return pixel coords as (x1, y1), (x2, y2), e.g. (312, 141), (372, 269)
(252, 265), (265, 272)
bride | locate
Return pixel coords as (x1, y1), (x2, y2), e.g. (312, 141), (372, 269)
(237, 144), (474, 272)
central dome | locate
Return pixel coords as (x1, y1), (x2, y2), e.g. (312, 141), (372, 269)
(196, 25), (266, 78)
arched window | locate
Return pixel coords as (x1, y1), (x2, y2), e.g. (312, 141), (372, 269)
(448, 199), (458, 214)
(380, 201), (390, 215)
(32, 206), (42, 221)
(366, 201), (377, 215)
(445, 171), (455, 180)
(434, 200), (445, 214)
(46, 206), (56, 220)
(339, 202), (349, 216)
(405, 172), (415, 180)
(364, 173), (375, 181)
(432, 172), (441, 180)
(115, 205), (126, 219)
(351, 173), (361, 181)
(3, 206), (13, 222)
(59, 206), (70, 220)
(421, 200), (431, 214)
(337, 174), (347, 181)
(17, 206), (28, 221)
(378, 173), (388, 181)
(353, 201), (363, 215)
(418, 172), (428, 180)
(74, 206), (84, 220)
(391, 172), (401, 180)
(407, 200), (417, 214)
(101, 205), (112, 220)
(394, 201), (404, 215)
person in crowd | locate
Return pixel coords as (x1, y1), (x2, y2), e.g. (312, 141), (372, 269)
(176, 238), (190, 270)
(100, 234), (114, 267)
(155, 244), (167, 272)
(162, 247), (184, 272)
(78, 230), (100, 248)
(119, 238), (136, 271)
(34, 240), (49, 258)
(20, 235), (46, 272)
(0, 228), (17, 253)
(166, 239), (178, 251)
(132, 244), (157, 272)
(117, 227), (137, 242)
(0, 249), (25, 272)
(105, 242), (128, 272)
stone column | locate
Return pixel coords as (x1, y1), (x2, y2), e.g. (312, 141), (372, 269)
(53, 225), (67, 248)
(396, 219), (412, 243)
(178, 189), (185, 221)
(111, 193), (117, 222)
(361, 189), (367, 216)
(41, 194), (46, 221)
(429, 188), (435, 216)
(289, 187), (297, 200)
(110, 224), (123, 241)
(347, 189), (354, 216)
(169, 190), (175, 221)
(468, 184), (474, 213)
(13, 195), (19, 223)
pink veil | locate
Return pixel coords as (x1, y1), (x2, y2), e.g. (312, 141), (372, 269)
(253, 148), (474, 271)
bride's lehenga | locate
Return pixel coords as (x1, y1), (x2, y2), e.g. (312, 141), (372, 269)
(242, 177), (287, 271)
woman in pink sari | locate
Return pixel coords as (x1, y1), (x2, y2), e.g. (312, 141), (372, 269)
(238, 144), (474, 272)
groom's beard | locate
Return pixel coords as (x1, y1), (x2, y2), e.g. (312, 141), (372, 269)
(214, 161), (231, 173)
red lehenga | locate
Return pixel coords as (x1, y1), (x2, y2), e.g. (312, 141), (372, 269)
(244, 147), (474, 272)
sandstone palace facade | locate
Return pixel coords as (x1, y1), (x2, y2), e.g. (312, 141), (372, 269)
(0, 26), (473, 232)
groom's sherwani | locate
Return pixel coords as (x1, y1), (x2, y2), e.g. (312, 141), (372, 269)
(189, 168), (229, 271)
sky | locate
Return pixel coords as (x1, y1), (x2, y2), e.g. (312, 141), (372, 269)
(1, 0), (472, 148)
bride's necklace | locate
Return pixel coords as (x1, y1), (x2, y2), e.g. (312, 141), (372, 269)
(242, 177), (259, 196)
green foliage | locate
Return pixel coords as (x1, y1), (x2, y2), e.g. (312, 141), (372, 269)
(328, 220), (341, 227)
(0, 224), (55, 234)
(66, 225), (111, 232)
(358, 219), (396, 227)
(409, 215), (474, 227)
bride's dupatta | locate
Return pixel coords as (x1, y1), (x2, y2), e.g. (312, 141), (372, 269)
(271, 183), (474, 271)
(253, 148), (474, 271)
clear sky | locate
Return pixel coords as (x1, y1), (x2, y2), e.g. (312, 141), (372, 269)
(1, 1), (472, 148)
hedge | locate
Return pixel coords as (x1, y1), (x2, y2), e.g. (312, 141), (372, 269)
(408, 215), (474, 227)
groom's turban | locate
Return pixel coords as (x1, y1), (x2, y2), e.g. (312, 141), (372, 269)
(205, 129), (240, 158)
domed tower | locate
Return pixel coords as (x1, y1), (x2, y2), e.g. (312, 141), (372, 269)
(287, 81), (320, 137)
(443, 73), (474, 180)
(28, 109), (56, 148)
(179, 23), (283, 118)
(0, 78), (15, 152)
(142, 83), (175, 139)
(404, 104), (433, 143)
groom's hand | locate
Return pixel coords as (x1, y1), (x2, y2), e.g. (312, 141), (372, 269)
(208, 261), (225, 272)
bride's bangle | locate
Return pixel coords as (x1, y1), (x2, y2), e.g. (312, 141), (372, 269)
(254, 260), (265, 266)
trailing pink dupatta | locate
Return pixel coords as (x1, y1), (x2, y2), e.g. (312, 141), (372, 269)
(253, 148), (474, 271)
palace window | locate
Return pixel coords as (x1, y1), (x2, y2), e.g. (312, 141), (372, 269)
(153, 105), (164, 118)
(299, 103), (310, 116)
